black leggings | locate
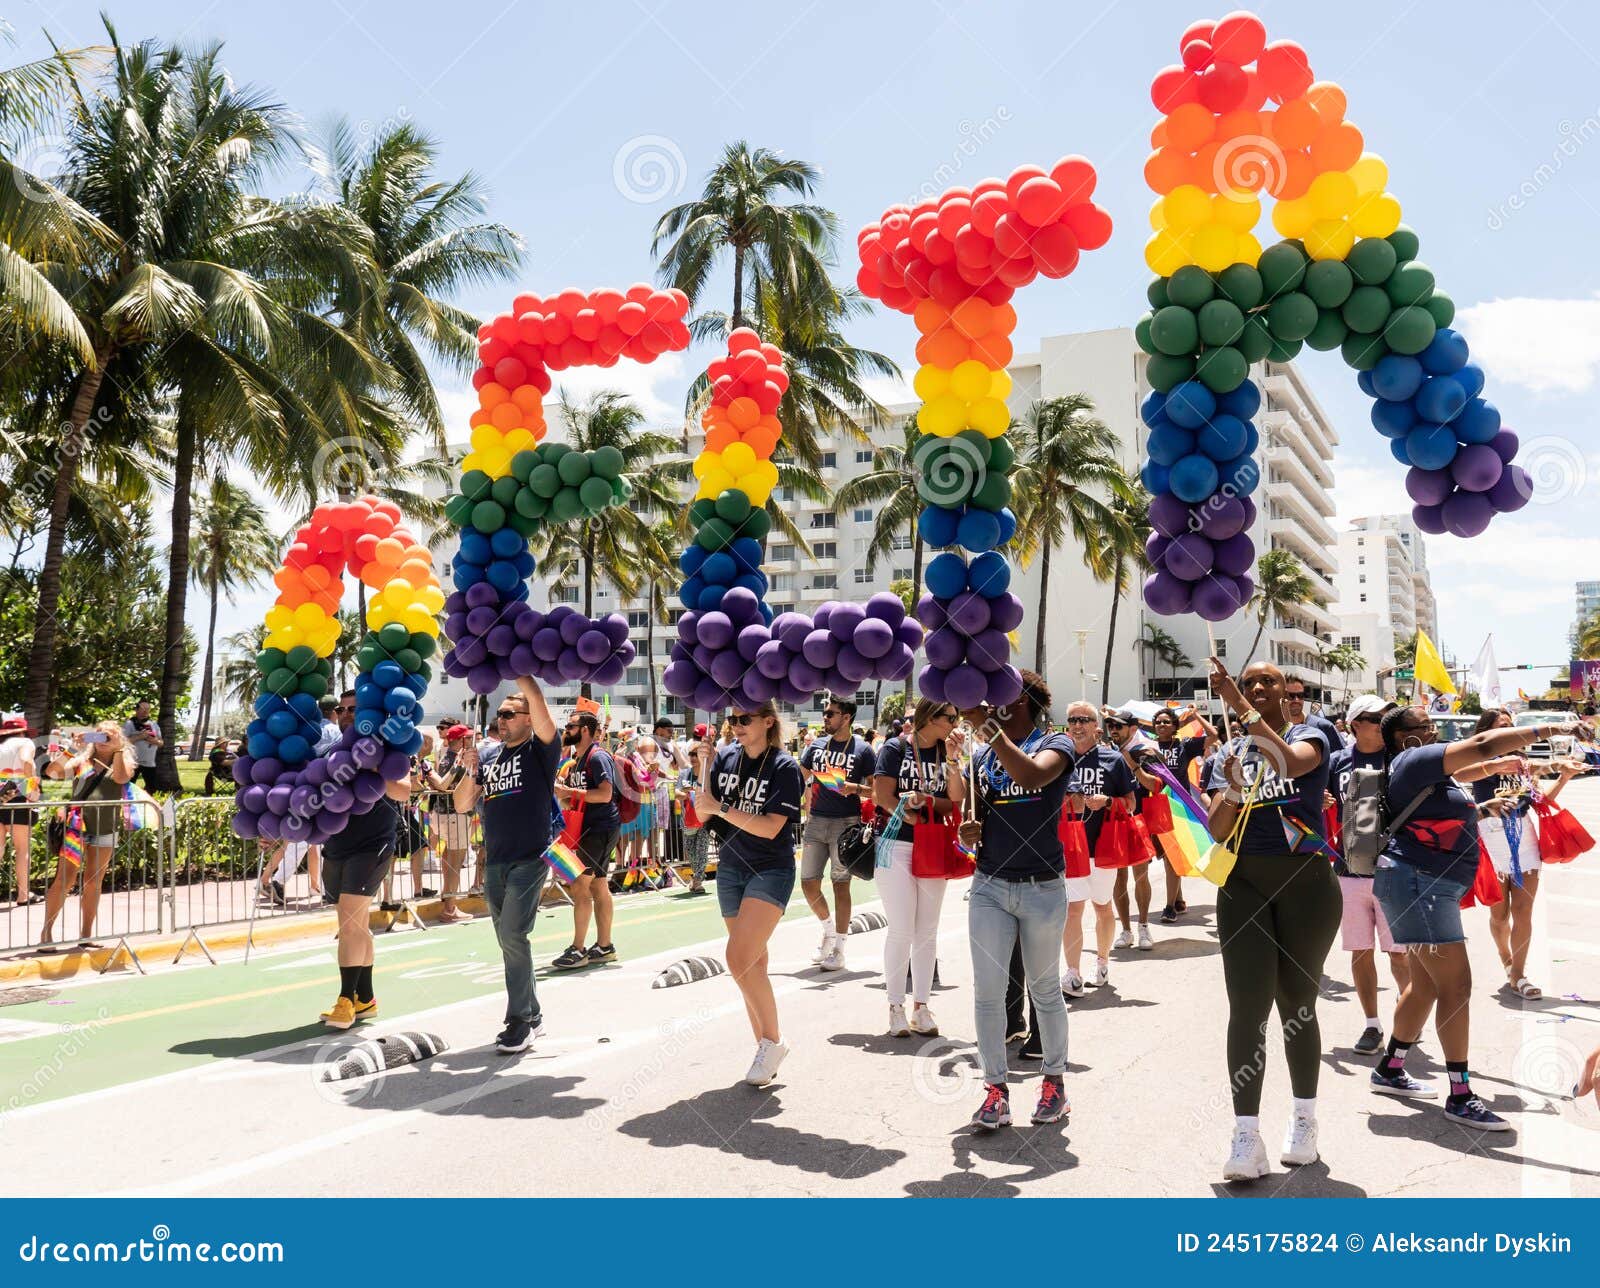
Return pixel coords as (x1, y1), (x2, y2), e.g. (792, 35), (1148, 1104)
(1217, 851), (1341, 1114)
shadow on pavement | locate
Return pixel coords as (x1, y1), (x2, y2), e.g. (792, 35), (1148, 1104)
(1364, 1097), (1600, 1183)
(903, 1121), (1078, 1196)
(618, 1084), (906, 1178)
(1109, 935), (1219, 962)
(1210, 1160), (1368, 1198)
(170, 1023), (328, 1059)
(1064, 985), (1157, 1011)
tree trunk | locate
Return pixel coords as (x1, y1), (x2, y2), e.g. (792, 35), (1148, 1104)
(188, 567), (220, 759)
(154, 413), (197, 793)
(1100, 560), (1121, 707)
(1033, 541), (1052, 677)
(580, 536), (595, 700)
(646, 584), (658, 721)
(24, 348), (111, 736)
(904, 526), (923, 706)
(1242, 614), (1268, 669)
(731, 243), (745, 331)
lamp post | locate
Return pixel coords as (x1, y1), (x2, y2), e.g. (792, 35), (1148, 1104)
(1075, 629), (1091, 701)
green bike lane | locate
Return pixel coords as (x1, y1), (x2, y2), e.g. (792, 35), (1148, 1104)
(0, 889), (818, 1110)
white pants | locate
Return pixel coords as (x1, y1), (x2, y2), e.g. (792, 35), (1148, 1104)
(1483, 812), (1542, 875)
(273, 841), (308, 885)
(880, 839), (948, 1006)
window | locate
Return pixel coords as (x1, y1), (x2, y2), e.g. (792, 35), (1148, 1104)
(1358, 575), (1366, 584)
(853, 508), (873, 523)
(624, 667), (647, 687)
(853, 567), (873, 585)
(772, 603), (795, 616)
(1359, 594), (1367, 603)
(770, 573), (792, 591)
(890, 533), (911, 551)
(893, 566), (911, 581)
(811, 573), (838, 589)
(770, 543), (795, 561)
(626, 611), (648, 628)
(553, 587), (578, 604)
(1215, 640), (1227, 657)
(821, 452), (836, 469)
(855, 448), (874, 464)
(811, 512), (836, 529)
(1341, 635), (1361, 649)
(1357, 556), (1365, 565)
(814, 541), (837, 559)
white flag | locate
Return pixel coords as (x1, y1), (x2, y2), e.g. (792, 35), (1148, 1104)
(1471, 635), (1501, 706)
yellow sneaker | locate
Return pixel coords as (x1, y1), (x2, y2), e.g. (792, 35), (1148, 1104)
(322, 996), (356, 1029)
(351, 997), (378, 1022)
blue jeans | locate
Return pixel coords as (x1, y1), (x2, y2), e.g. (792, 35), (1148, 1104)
(1374, 863), (1469, 946)
(968, 872), (1068, 1083)
(486, 861), (548, 1024)
(715, 862), (795, 918)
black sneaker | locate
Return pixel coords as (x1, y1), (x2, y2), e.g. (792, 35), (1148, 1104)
(420, 887), (439, 897)
(1017, 1032), (1043, 1062)
(1444, 1095), (1512, 1130)
(1031, 1077), (1069, 1125)
(587, 943), (617, 964)
(1353, 1025), (1384, 1055)
(495, 1017), (545, 1053)
(1371, 1067), (1438, 1098)
(1159, 904), (1177, 924)
(379, 899), (401, 912)
(270, 880), (286, 908)
(551, 946), (588, 970)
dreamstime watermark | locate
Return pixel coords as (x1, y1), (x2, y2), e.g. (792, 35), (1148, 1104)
(1486, 109), (1600, 231)
(907, 107), (1013, 205)
(6, 407), (113, 520)
(913, 433), (988, 509)
(16, 1225), (283, 1265)
(589, 1005), (714, 1129)
(612, 134), (687, 205)
(0, 1005), (112, 1125)
(910, 1034), (982, 1105)
(1211, 134), (1285, 198)
(1186, 1005), (1316, 1131)
(309, 1036), (390, 1107)
(7, 132), (81, 203)
(1514, 433), (1588, 505)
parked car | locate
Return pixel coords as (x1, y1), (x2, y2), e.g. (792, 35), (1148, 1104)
(1513, 709), (1573, 761)
(1429, 714), (1478, 745)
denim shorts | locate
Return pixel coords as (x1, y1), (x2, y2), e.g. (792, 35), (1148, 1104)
(716, 862), (795, 918)
(1374, 863), (1469, 947)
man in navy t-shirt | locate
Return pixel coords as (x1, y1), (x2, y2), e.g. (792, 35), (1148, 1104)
(797, 696), (876, 969)
(552, 712), (620, 971)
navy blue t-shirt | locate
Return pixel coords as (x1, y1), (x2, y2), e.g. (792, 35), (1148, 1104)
(478, 733), (561, 865)
(1383, 743), (1479, 884)
(1326, 743), (1384, 877)
(973, 731), (1075, 878)
(564, 744), (620, 835)
(324, 794), (399, 862)
(1153, 734), (1207, 785)
(1206, 724), (1330, 857)
(707, 744), (802, 872)
(799, 734), (876, 819)
(874, 736), (951, 842)
(1471, 764), (1532, 807)
(1064, 743), (1135, 853)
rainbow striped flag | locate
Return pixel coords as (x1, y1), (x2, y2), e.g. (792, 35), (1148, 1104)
(1282, 813), (1339, 862)
(811, 763), (850, 790)
(60, 808), (86, 865)
(1143, 761), (1209, 878)
(543, 837), (585, 884)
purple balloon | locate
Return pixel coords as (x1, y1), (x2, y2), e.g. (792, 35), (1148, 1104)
(455, 634), (487, 669)
(1213, 533), (1254, 578)
(379, 748), (411, 781)
(231, 811), (260, 839)
(691, 643), (716, 674)
(895, 619), (924, 650)
(445, 590), (468, 614)
(944, 664), (988, 711)
(1487, 463), (1532, 513)
(576, 628), (612, 664)
(693, 678), (728, 712)
(1145, 532), (1172, 566)
(1442, 489), (1495, 538)
(988, 592), (1025, 633)
(663, 659), (697, 697)
(969, 627), (1010, 671)
(773, 611), (812, 651)
(509, 642), (538, 675)
(558, 613), (588, 646)
(593, 655), (627, 687)
(742, 669), (778, 702)
(721, 586), (760, 626)
(986, 665), (1024, 707)
(531, 627), (563, 662)
(1488, 428), (1520, 464)
(1451, 443), (1503, 493)
(754, 639), (791, 680)
(865, 591), (907, 628)
(947, 590), (992, 637)
(257, 812), (282, 841)
(1412, 502), (1447, 535)
(1150, 492), (1196, 538)
(486, 623), (517, 656)
(880, 642), (916, 681)
(854, 618), (895, 659)
(232, 754), (255, 786)
(352, 736), (385, 770)
(812, 601), (837, 632)
(545, 604), (575, 627)
(696, 611), (734, 649)
(466, 605), (498, 636)
(600, 613), (630, 646)
(676, 611), (700, 645)
(445, 611), (470, 641)
(914, 594), (946, 630)
(789, 658), (824, 693)
(465, 582), (498, 609)
(1164, 533), (1214, 582)
(1192, 573), (1246, 622)
(835, 643), (871, 684)
(1405, 465), (1453, 507)
(918, 664), (948, 703)
(322, 783), (355, 814)
(820, 668), (854, 697)
(468, 662), (500, 694)
(239, 784), (269, 814)
(710, 649), (746, 688)
(556, 647), (587, 681)
(736, 623), (771, 662)
(828, 601), (866, 643)
(801, 628), (840, 669)
(925, 626), (966, 670)
(512, 606), (542, 641)
(777, 678), (810, 706)
(1196, 493), (1247, 540)
(264, 785), (292, 816)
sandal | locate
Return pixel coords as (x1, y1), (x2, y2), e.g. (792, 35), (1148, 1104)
(1512, 977), (1542, 1000)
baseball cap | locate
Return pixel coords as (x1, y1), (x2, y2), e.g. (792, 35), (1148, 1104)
(444, 724), (474, 742)
(693, 722), (710, 738)
(1, 714), (28, 734)
(1346, 695), (1396, 722)
(1105, 707), (1139, 726)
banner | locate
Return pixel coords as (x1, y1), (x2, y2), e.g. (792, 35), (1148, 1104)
(1414, 629), (1456, 695)
(1572, 658), (1600, 698)
(1470, 635), (1500, 707)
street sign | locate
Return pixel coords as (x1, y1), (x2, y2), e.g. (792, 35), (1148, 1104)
(1395, 667), (1414, 680)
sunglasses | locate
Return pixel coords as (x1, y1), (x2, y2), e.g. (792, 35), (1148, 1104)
(1103, 719), (1125, 729)
(1066, 716), (1096, 726)
(335, 704), (355, 713)
(496, 709), (521, 721)
(931, 709), (957, 722)
(1284, 692), (1306, 702)
(730, 714), (763, 727)
(823, 710), (844, 719)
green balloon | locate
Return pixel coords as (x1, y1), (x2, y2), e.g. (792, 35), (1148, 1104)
(265, 666), (298, 696)
(1304, 309), (1349, 352)
(738, 508), (771, 541)
(443, 494), (473, 528)
(987, 436), (1015, 474)
(1196, 346), (1248, 393)
(542, 442), (571, 465)
(506, 510), (539, 537)
(715, 489), (752, 524)
(1145, 353), (1194, 393)
(257, 647), (285, 674)
(956, 429), (993, 465)
(355, 643), (382, 672)
(470, 499), (505, 533)
(1424, 290), (1455, 329)
(1385, 261), (1435, 307)
(1265, 336), (1303, 363)
(1236, 314), (1273, 363)
(413, 660), (433, 685)
(972, 472), (1011, 511)
(510, 450), (539, 482)
(549, 489), (582, 522)
(285, 644), (316, 672)
(409, 632), (437, 659)
(491, 475), (520, 507)
(697, 516), (734, 550)
(590, 445), (624, 480)
(528, 463), (561, 498)
(688, 499), (716, 527)
(1150, 305), (1199, 355)
(1346, 237), (1397, 286)
(578, 475), (613, 511)
(1266, 292), (1317, 342)
(1134, 313), (1158, 356)
(1341, 285), (1391, 334)
(1166, 265), (1215, 310)
(514, 487), (548, 518)
(1384, 305), (1437, 355)
(556, 451), (591, 486)
(1304, 259), (1353, 309)
(614, 478), (633, 503)
(1257, 242), (1307, 299)
(298, 672), (328, 698)
(1146, 277), (1171, 309)
(1197, 299), (1245, 346)
(390, 647), (420, 674)
(379, 622), (410, 651)
(1215, 263), (1264, 311)
(460, 469), (492, 502)
(1386, 225), (1421, 262)
(1341, 331), (1387, 371)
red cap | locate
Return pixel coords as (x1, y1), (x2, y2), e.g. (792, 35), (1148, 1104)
(693, 722), (710, 738)
(445, 724), (474, 742)
(1, 715), (29, 735)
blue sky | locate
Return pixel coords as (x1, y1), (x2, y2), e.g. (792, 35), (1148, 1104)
(13, 0), (1600, 698)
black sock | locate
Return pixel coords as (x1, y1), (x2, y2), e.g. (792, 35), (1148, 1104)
(339, 965), (358, 1001)
(1378, 1035), (1411, 1074)
(356, 965), (374, 1002)
(1446, 1060), (1472, 1103)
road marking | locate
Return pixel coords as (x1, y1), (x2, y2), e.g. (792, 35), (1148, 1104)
(0, 1018), (70, 1043)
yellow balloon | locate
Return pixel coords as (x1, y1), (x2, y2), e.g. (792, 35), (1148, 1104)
(917, 394), (966, 437)
(314, 625), (340, 656)
(988, 369), (1012, 400)
(478, 445), (512, 479)
(504, 427), (536, 454)
(418, 585), (445, 614)
(913, 364), (952, 401)
(1148, 195), (1168, 231)
(723, 441), (757, 475)
(750, 459), (778, 493)
(264, 628), (293, 653)
(292, 601), (325, 628)
(365, 604), (388, 631)
(1144, 229), (1190, 277)
(460, 451), (482, 474)
(380, 579), (413, 610)
(969, 397), (1010, 436)
(1162, 184), (1211, 232)
(1235, 232), (1263, 266)
(265, 605), (292, 632)
(1210, 191), (1260, 233)
(1308, 170), (1357, 221)
(1190, 222), (1238, 272)
(402, 606), (437, 635)
(1304, 218), (1355, 261)
(692, 449), (718, 480)
(470, 423), (502, 454)
(1271, 196), (1314, 240)
(1349, 191), (1402, 238)
(949, 359), (992, 401)
(701, 466), (736, 497)
(1348, 153), (1388, 196)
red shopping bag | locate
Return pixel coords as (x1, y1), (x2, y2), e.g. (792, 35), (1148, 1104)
(1059, 805), (1090, 879)
(1139, 791), (1173, 837)
(1130, 814), (1159, 864)
(1534, 797), (1591, 863)
(910, 808), (960, 879)
(1094, 801), (1144, 869)
(1460, 839), (1505, 908)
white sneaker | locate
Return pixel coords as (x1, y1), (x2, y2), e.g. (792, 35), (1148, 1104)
(1281, 1114), (1319, 1166)
(1222, 1128), (1269, 1181)
(1091, 959), (1109, 987)
(1113, 928), (1133, 950)
(744, 1037), (790, 1086)
(1062, 970), (1085, 998)
(887, 1004), (910, 1037)
(1138, 924), (1154, 951)
(909, 1004), (938, 1035)
(812, 927), (833, 964)
(820, 942), (846, 971)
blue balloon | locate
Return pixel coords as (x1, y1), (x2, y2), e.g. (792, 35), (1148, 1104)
(1415, 374), (1466, 424)
(459, 529), (492, 566)
(289, 692), (321, 722)
(760, 602), (774, 627)
(1389, 436), (1412, 465)
(696, 584), (726, 613)
(679, 544), (708, 576)
(1455, 362), (1485, 401)
(918, 505), (960, 548)
(265, 709), (298, 739)
(1356, 370), (1377, 398)
(1419, 327), (1469, 375)
(512, 550), (535, 578)
(995, 507), (1018, 546)
(277, 734), (311, 765)
(732, 572), (767, 598)
(679, 574), (705, 611)
(1165, 381), (1217, 430)
(1146, 422), (1196, 466)
(399, 729), (424, 756)
(926, 551), (969, 599)
(452, 568), (479, 592)
(701, 552), (737, 586)
(371, 660), (404, 689)
(1240, 422), (1260, 456)
(1168, 453), (1221, 503)
(355, 680), (384, 710)
(405, 672), (429, 697)
(1371, 398), (1415, 439)
(383, 685), (418, 714)
(1454, 398), (1501, 444)
(486, 560), (520, 592)
(968, 551), (1010, 597)
(1140, 459), (1171, 495)
(1197, 413), (1248, 461)
(956, 508), (1002, 552)
(490, 526), (525, 558)
(1217, 455), (1260, 496)
(253, 694), (284, 717)
(1216, 379), (1261, 421)
(1405, 423), (1459, 470)
(247, 733), (279, 760)
(355, 706), (388, 736)
(1140, 389), (1168, 426)
(729, 537), (764, 574)
(246, 718), (266, 739)
(1371, 354), (1424, 401)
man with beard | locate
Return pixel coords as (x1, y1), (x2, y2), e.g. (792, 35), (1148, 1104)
(551, 711), (621, 969)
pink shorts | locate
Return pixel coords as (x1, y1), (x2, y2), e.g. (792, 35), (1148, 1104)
(1338, 874), (1401, 953)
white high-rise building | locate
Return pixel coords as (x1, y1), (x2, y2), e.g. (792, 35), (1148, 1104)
(1332, 514), (1438, 696)
(1571, 580), (1600, 655)
(427, 327), (1345, 722)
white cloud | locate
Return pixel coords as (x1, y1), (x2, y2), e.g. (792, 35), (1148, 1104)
(1330, 458), (1412, 527)
(1455, 295), (1600, 395)
(862, 373), (916, 410)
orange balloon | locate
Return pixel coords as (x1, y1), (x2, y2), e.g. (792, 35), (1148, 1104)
(360, 562), (387, 590)
(1268, 97), (1320, 149)
(754, 413), (780, 438)
(1165, 101), (1215, 152)
(920, 326), (970, 369)
(489, 401), (522, 431)
(969, 333), (1013, 367)
(375, 537), (406, 567)
(705, 424), (738, 453)
(314, 589), (342, 616)
(1215, 109), (1261, 142)
(1192, 141), (1223, 194)
(1149, 119), (1169, 149)
(1268, 149), (1315, 201)
(510, 384), (544, 414)
(1144, 147), (1191, 195)
(728, 396), (761, 430)
(478, 382), (509, 410)
(913, 299), (950, 336)
(743, 426), (780, 458)
(950, 297), (994, 340)
(273, 567), (298, 593)
(991, 303), (1017, 335)
(399, 557), (433, 584)
(469, 408), (491, 429)
(1305, 80), (1347, 126)
(279, 585), (309, 609)
(303, 564), (331, 590)
(1309, 121), (1363, 173)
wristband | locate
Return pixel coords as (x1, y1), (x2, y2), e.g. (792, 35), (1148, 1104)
(1237, 709), (1263, 728)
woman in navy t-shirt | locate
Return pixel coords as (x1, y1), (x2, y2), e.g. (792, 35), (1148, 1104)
(693, 699), (802, 1089)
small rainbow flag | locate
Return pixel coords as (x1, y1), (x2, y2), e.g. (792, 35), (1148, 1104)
(1143, 761), (1209, 878)
(543, 837), (585, 884)
(60, 808), (86, 865)
(812, 764), (850, 790)
(1282, 813), (1339, 861)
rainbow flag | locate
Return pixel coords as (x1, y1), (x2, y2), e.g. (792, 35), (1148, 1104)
(812, 764), (850, 790)
(1517, 687), (1531, 703)
(543, 837), (585, 884)
(1143, 761), (1209, 878)
(60, 808), (86, 865)
(1282, 814), (1339, 862)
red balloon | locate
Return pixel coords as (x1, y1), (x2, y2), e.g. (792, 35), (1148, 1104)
(515, 312), (545, 345)
(1181, 38), (1213, 70)
(490, 314), (518, 343)
(1015, 176), (1068, 226)
(479, 337), (509, 366)
(1050, 155), (1097, 205)
(512, 292), (539, 316)
(734, 349), (767, 382)
(543, 313), (572, 345)
(927, 267), (966, 309)
(992, 211), (1033, 259)
(923, 230), (956, 265)
(493, 357), (527, 388)
(616, 301), (646, 335)
(903, 257), (933, 296)
(1210, 11), (1267, 65)
(1004, 164), (1048, 205)
(553, 287), (585, 315)
(1179, 19), (1214, 47)
(729, 327), (761, 353)
(909, 210), (940, 253)
(1197, 60), (1248, 112)
(591, 288), (624, 323)
(471, 366), (493, 390)
(994, 256), (1035, 288)
(560, 335), (590, 366)
(1150, 65), (1200, 112)
(974, 276), (1014, 306)
(1064, 202), (1113, 251)
(524, 365), (552, 396)
(953, 224), (994, 268)
(970, 190), (1009, 236)
(1031, 223), (1080, 276)
(1259, 40), (1313, 103)
(935, 196), (972, 242)
(625, 282), (653, 304)
(571, 308), (600, 342)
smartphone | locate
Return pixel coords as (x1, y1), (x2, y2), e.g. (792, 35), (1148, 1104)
(83, 731), (108, 744)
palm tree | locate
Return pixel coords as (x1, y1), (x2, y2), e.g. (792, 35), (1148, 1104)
(1009, 395), (1136, 684)
(1579, 612), (1600, 660)
(1242, 548), (1318, 668)
(642, 516), (680, 722)
(1095, 481), (1150, 705)
(219, 624), (268, 710)
(186, 479), (278, 757)
(1140, 622), (1192, 698)
(1326, 642), (1366, 701)
(330, 609), (365, 692)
